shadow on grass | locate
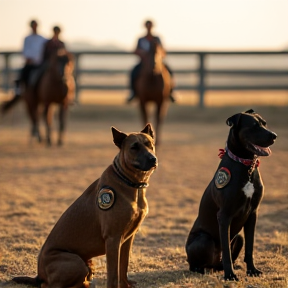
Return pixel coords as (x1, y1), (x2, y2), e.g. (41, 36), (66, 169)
(90, 269), (227, 288)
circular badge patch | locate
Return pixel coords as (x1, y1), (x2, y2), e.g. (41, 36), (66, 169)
(98, 188), (115, 210)
(215, 167), (231, 189)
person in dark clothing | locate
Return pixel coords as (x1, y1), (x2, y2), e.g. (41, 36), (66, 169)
(42, 26), (65, 61)
(127, 20), (176, 103)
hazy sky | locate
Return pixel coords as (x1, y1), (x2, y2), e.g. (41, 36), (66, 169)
(1, 0), (288, 51)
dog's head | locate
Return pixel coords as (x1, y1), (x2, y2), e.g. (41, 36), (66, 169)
(111, 123), (158, 171)
(226, 109), (277, 156)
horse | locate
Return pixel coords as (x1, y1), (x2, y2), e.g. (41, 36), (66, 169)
(29, 48), (75, 146)
(2, 48), (75, 146)
(135, 40), (173, 145)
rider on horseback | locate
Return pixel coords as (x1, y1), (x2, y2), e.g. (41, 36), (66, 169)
(31, 25), (67, 95)
(127, 20), (176, 103)
(14, 20), (47, 98)
(4, 24), (67, 113)
(42, 26), (66, 61)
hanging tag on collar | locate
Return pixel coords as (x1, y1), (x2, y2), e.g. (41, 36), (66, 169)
(215, 167), (231, 189)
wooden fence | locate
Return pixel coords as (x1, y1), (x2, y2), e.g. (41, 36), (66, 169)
(1, 50), (288, 108)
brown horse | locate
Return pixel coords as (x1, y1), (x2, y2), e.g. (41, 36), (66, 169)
(24, 48), (75, 146)
(135, 41), (173, 145)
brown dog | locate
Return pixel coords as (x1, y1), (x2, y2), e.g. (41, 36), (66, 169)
(12, 123), (157, 288)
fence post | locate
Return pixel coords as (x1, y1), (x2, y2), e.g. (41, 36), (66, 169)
(3, 53), (10, 92)
(73, 52), (80, 103)
(198, 53), (205, 108)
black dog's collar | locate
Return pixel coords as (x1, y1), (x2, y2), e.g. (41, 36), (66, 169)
(113, 159), (149, 189)
(219, 145), (260, 181)
(218, 145), (260, 167)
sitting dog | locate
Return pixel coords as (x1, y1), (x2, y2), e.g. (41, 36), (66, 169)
(185, 109), (277, 281)
(13, 123), (158, 288)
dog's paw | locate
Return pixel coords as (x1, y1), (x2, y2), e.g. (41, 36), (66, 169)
(224, 272), (239, 281)
(247, 268), (262, 277)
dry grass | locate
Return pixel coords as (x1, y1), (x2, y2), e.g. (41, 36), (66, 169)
(0, 93), (288, 288)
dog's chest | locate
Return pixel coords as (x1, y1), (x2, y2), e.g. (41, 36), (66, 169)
(233, 179), (263, 223)
(131, 189), (148, 219)
(124, 189), (148, 239)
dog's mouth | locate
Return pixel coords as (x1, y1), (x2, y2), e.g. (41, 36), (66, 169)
(132, 160), (158, 171)
(248, 143), (271, 156)
(133, 163), (158, 171)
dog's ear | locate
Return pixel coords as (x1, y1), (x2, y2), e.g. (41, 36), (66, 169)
(111, 127), (127, 148)
(226, 113), (241, 127)
(245, 109), (255, 114)
(141, 123), (155, 139)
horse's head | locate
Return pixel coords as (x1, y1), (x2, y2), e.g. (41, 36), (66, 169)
(142, 40), (165, 75)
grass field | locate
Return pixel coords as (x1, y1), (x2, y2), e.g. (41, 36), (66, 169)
(0, 92), (288, 287)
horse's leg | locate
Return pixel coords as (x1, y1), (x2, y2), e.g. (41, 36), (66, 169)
(24, 89), (41, 143)
(58, 104), (67, 146)
(155, 101), (168, 146)
(43, 104), (53, 146)
(139, 101), (148, 127)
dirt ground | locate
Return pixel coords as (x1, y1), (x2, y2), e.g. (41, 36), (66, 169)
(0, 95), (288, 288)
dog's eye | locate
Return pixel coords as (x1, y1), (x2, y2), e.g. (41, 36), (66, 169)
(142, 140), (152, 149)
(131, 143), (139, 150)
(256, 121), (266, 128)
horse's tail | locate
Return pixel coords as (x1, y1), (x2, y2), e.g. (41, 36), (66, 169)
(12, 275), (41, 287)
(1, 94), (22, 114)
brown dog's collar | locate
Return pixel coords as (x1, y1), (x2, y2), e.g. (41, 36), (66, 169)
(113, 159), (149, 189)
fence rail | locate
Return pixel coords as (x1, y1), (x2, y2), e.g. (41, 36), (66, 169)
(1, 50), (288, 108)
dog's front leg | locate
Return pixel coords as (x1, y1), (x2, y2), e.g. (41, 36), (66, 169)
(244, 211), (262, 277)
(106, 237), (121, 288)
(119, 235), (137, 288)
(217, 211), (238, 281)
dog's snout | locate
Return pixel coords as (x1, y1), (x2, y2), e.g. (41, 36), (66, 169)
(271, 132), (277, 140)
(148, 154), (157, 164)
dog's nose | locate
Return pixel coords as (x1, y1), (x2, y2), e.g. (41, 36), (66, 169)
(271, 132), (277, 140)
(148, 155), (157, 165)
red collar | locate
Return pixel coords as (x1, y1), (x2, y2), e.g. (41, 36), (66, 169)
(218, 146), (260, 167)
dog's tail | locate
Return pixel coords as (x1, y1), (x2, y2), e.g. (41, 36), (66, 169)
(1, 94), (22, 114)
(12, 275), (41, 287)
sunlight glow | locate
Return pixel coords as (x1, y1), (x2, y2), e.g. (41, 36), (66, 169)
(1, 0), (288, 51)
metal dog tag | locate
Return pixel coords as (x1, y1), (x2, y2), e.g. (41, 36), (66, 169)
(215, 167), (231, 189)
(98, 188), (115, 210)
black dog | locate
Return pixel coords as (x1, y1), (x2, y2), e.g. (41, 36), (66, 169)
(185, 109), (277, 281)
